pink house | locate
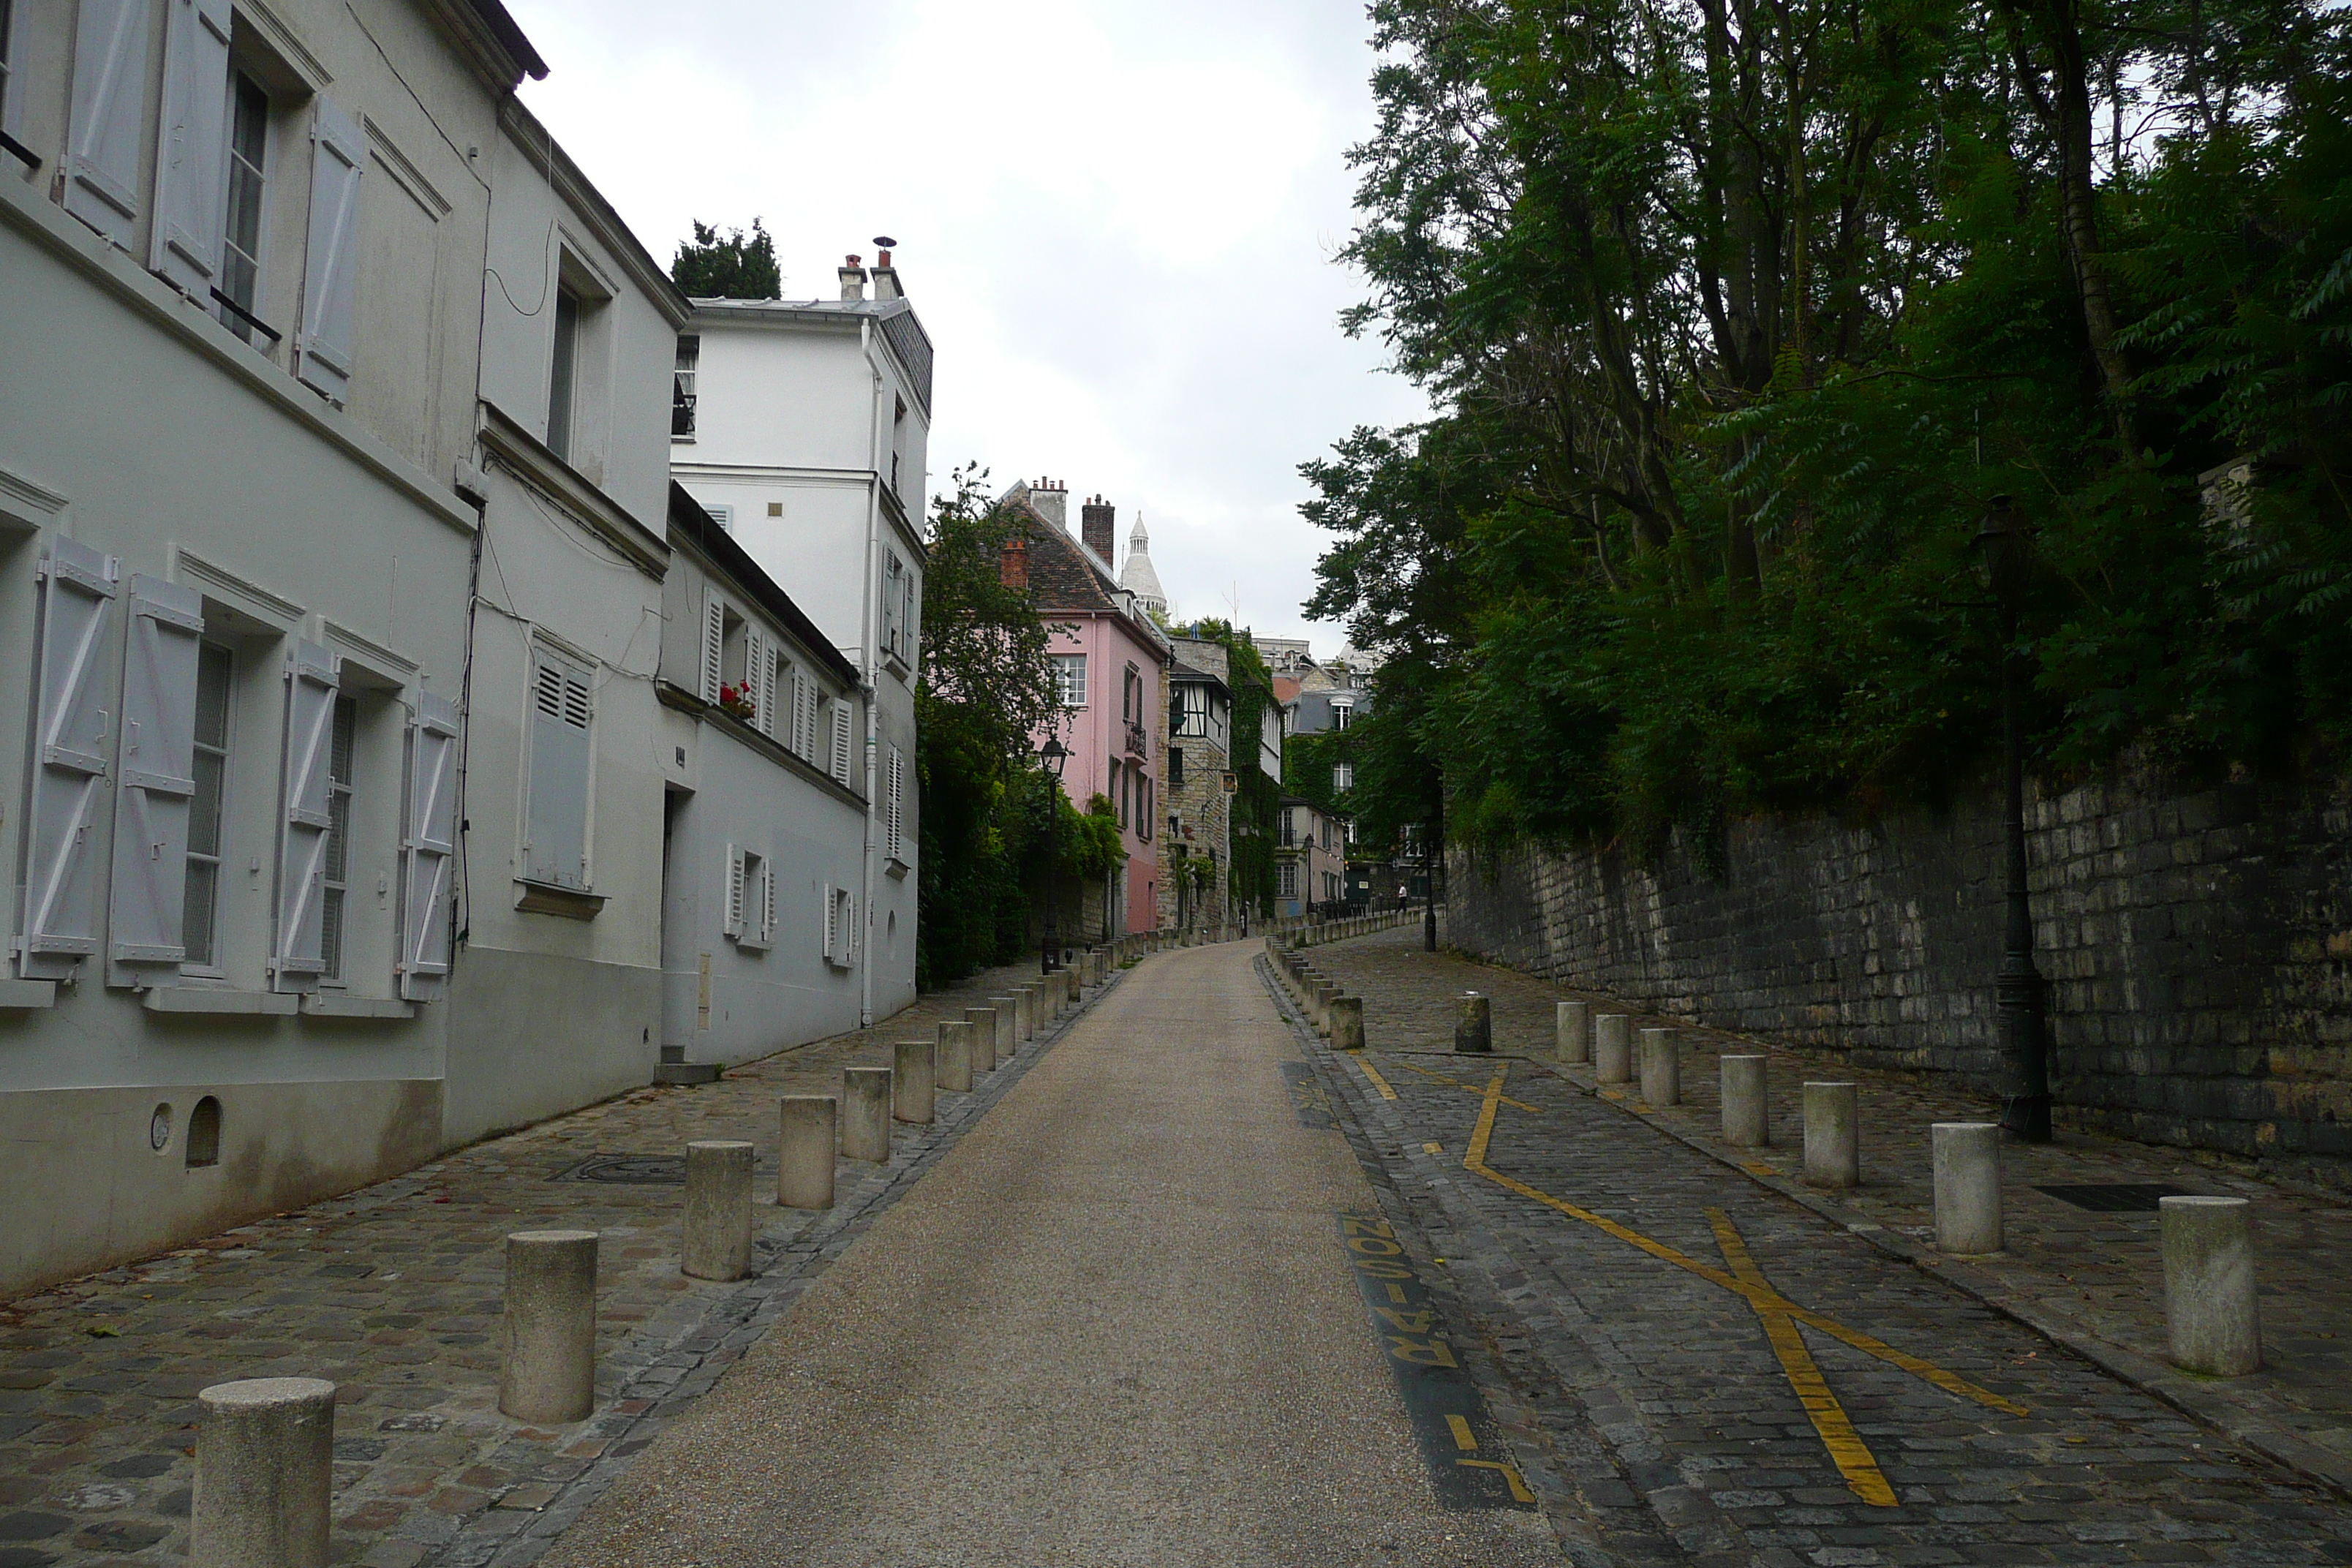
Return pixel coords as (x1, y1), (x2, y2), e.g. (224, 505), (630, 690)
(1006, 480), (1168, 938)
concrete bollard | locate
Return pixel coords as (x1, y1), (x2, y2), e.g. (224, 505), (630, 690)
(937, 1020), (974, 1093)
(1063, 968), (1079, 1008)
(1720, 1055), (1769, 1147)
(1638, 1027), (1681, 1107)
(500, 1230), (597, 1423)
(1595, 1014), (1632, 1083)
(987, 998), (1018, 1065)
(1802, 1082), (1860, 1188)
(842, 1068), (892, 1161)
(1931, 1123), (2003, 1256)
(962, 1007), (998, 1073)
(192, 1376), (335, 1568)
(1556, 1000), (1591, 1065)
(1455, 992), (1492, 1054)
(777, 1096), (837, 1210)
(1011, 987), (1035, 1043)
(681, 1140), (755, 1281)
(2162, 1196), (2261, 1376)
(1314, 984), (1341, 1032)
(1330, 995), (1365, 1051)
(892, 1040), (935, 1123)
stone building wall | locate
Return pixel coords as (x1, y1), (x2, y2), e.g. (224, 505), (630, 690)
(1443, 763), (2352, 1191)
(1158, 646), (1235, 930)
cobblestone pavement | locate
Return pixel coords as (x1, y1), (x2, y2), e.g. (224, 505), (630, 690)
(1284, 924), (2352, 1565)
(0, 957), (1074, 1568)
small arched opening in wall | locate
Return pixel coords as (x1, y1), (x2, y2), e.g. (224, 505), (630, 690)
(186, 1096), (222, 1169)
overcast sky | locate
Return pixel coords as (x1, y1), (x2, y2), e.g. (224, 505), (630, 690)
(502, 0), (1425, 653)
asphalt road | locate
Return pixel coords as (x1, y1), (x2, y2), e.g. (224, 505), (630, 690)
(537, 942), (1562, 1567)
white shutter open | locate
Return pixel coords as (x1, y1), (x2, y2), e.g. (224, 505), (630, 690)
(295, 97), (364, 403)
(64, 0), (156, 247)
(701, 592), (725, 704)
(789, 668), (810, 760)
(724, 844), (745, 938)
(887, 747), (903, 862)
(19, 539), (121, 981)
(758, 640), (779, 739)
(820, 882), (837, 962)
(398, 690), (459, 1001)
(271, 640), (340, 991)
(149, 0), (233, 297)
(830, 700), (854, 788)
(742, 626), (766, 732)
(106, 576), (205, 981)
(844, 892), (859, 967)
(761, 861), (777, 944)
(524, 651), (592, 890)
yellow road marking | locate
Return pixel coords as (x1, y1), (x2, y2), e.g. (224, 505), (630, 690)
(1457, 1458), (1536, 1504)
(1708, 1207), (1897, 1507)
(1388, 1055), (1543, 1113)
(1355, 1057), (1399, 1101)
(1462, 1067), (2026, 1418)
(1423, 1141), (1444, 1156)
(1742, 1162), (1780, 1177)
(1445, 1414), (1478, 1450)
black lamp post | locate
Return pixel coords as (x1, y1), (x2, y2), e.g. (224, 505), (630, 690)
(1974, 496), (2052, 1142)
(1040, 736), (1068, 975)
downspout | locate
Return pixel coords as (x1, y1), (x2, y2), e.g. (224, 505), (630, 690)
(857, 318), (883, 1027)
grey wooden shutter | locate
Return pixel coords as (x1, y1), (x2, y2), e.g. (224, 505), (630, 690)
(64, 0), (155, 247)
(887, 747), (902, 861)
(761, 860), (777, 945)
(724, 845), (744, 938)
(829, 700), (853, 788)
(271, 640), (340, 990)
(700, 592), (725, 704)
(398, 690), (458, 1001)
(744, 626), (767, 732)
(525, 651), (592, 889)
(295, 97), (364, 404)
(106, 575), (205, 981)
(791, 668), (811, 759)
(18, 538), (121, 981)
(148, 0), (232, 297)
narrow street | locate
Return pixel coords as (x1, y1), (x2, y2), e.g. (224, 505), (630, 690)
(533, 941), (1561, 1568)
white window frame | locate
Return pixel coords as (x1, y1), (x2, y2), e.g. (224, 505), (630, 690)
(180, 639), (235, 976)
(1334, 761), (1354, 791)
(1052, 653), (1087, 708)
(216, 69), (272, 346)
(319, 693), (355, 984)
(548, 283), (583, 461)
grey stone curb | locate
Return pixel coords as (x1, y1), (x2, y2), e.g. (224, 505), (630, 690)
(426, 961), (1134, 1568)
(1255, 951), (1627, 1568)
(1515, 1049), (2352, 1506)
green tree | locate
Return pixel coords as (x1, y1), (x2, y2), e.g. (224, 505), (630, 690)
(1307, 0), (2352, 868)
(671, 219), (781, 300)
(916, 469), (1065, 987)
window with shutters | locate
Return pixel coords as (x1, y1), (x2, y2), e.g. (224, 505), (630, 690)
(823, 883), (857, 970)
(524, 649), (593, 891)
(714, 605), (753, 721)
(319, 695), (355, 983)
(217, 73), (270, 344)
(727, 845), (772, 951)
(180, 642), (234, 970)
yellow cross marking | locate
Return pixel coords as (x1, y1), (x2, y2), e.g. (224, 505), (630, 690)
(1708, 1207), (1897, 1507)
(1387, 1055), (1543, 1112)
(1460, 1066), (2026, 1421)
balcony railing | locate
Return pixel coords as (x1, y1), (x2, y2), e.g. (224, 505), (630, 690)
(1124, 720), (1147, 758)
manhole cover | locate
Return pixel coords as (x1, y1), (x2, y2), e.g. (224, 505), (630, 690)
(2032, 1183), (2198, 1213)
(550, 1154), (687, 1185)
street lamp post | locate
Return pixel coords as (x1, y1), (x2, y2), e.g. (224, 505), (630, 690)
(1040, 737), (1067, 975)
(1975, 497), (2052, 1142)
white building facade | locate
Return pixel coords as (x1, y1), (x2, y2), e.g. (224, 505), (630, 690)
(0, 0), (550, 1294)
(670, 255), (931, 1025)
(656, 486), (870, 1074)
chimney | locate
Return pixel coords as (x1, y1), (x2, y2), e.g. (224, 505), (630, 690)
(1030, 478), (1068, 532)
(870, 235), (902, 300)
(1000, 532), (1029, 590)
(838, 254), (867, 301)
(1081, 494), (1115, 562)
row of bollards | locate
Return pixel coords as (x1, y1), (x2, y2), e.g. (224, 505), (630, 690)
(183, 964), (1115, 1566)
(1553, 1003), (2264, 1377)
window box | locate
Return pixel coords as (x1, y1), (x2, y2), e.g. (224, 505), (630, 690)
(140, 987), (298, 1016)
(300, 994), (417, 1020)
(515, 881), (606, 921)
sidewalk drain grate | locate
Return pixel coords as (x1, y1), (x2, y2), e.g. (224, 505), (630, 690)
(549, 1154), (688, 1185)
(2032, 1183), (2197, 1213)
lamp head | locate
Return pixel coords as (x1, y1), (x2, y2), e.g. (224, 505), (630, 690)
(1041, 736), (1068, 778)
(1974, 494), (2029, 603)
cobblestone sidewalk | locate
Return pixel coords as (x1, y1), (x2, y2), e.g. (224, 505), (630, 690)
(1293, 923), (2352, 1560)
(0, 957), (1079, 1568)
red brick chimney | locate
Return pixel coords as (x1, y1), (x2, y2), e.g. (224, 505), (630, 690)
(1081, 494), (1115, 562)
(1000, 533), (1029, 590)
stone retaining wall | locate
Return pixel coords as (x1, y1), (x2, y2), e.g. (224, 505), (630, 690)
(1442, 764), (2352, 1190)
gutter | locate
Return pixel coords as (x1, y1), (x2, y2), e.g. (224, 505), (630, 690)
(858, 319), (883, 1028)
